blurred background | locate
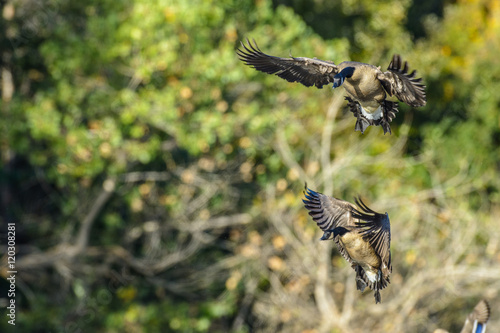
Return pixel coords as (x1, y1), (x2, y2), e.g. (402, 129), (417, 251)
(1, 0), (499, 332)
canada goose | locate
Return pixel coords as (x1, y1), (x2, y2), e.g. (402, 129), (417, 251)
(302, 186), (391, 303)
(461, 299), (490, 333)
(237, 39), (426, 134)
(434, 299), (490, 333)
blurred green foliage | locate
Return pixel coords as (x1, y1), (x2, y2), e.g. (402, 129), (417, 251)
(1, 0), (500, 332)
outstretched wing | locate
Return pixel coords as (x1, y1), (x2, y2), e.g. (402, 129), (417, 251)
(302, 187), (357, 263)
(352, 197), (392, 275)
(460, 299), (490, 333)
(378, 54), (427, 107)
(303, 187), (356, 233)
(237, 39), (338, 88)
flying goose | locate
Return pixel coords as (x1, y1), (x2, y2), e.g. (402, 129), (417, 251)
(434, 299), (490, 333)
(461, 299), (490, 333)
(237, 39), (426, 134)
(302, 186), (391, 303)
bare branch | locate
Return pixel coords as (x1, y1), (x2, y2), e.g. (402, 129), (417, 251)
(75, 178), (116, 252)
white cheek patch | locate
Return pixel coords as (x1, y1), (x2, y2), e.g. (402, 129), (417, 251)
(360, 105), (383, 120)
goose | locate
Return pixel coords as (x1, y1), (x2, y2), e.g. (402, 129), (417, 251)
(460, 300), (490, 333)
(237, 39), (426, 134)
(434, 299), (490, 333)
(302, 186), (391, 303)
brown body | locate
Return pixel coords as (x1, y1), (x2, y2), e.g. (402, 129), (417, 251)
(340, 230), (381, 273)
(338, 62), (386, 114)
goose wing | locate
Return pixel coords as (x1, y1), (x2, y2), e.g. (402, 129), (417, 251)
(378, 54), (427, 107)
(460, 300), (490, 333)
(352, 197), (392, 275)
(302, 187), (357, 263)
(237, 39), (338, 88)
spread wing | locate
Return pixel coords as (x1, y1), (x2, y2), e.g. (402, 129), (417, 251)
(460, 299), (490, 333)
(352, 197), (392, 275)
(302, 187), (357, 263)
(302, 187), (356, 232)
(237, 39), (338, 88)
(378, 54), (427, 107)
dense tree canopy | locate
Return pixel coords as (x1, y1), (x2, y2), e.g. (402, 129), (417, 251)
(1, 0), (499, 332)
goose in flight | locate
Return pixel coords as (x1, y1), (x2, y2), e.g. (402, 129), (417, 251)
(237, 39), (426, 134)
(460, 300), (490, 333)
(434, 299), (490, 333)
(302, 186), (391, 303)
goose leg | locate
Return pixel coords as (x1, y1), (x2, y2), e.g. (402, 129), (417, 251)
(379, 118), (392, 135)
(345, 96), (371, 134)
(378, 100), (399, 135)
(353, 265), (367, 292)
(355, 115), (371, 134)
